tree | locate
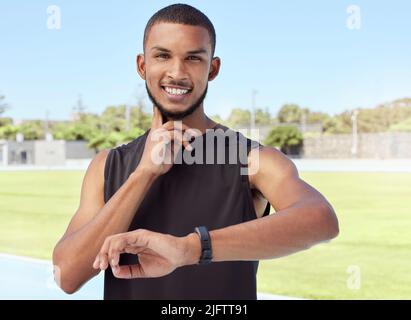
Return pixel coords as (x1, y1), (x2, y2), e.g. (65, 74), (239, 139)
(210, 114), (226, 125)
(16, 121), (45, 140)
(0, 117), (12, 127)
(277, 104), (302, 123)
(389, 116), (411, 132)
(226, 108), (251, 128)
(100, 105), (127, 132)
(255, 108), (271, 125)
(0, 124), (18, 139)
(322, 98), (411, 134)
(322, 116), (351, 134)
(131, 105), (151, 131)
(53, 122), (96, 141)
(0, 94), (9, 116)
(52, 113), (100, 141)
(51, 104), (149, 151)
(263, 125), (303, 155)
(88, 127), (144, 152)
(307, 111), (330, 124)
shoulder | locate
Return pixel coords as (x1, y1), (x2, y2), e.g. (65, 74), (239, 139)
(111, 130), (150, 154)
(85, 149), (110, 182)
(248, 145), (298, 189)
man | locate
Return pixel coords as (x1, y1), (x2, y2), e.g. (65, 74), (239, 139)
(53, 4), (339, 299)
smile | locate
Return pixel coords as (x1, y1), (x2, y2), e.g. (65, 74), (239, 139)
(162, 86), (192, 96)
(161, 86), (192, 103)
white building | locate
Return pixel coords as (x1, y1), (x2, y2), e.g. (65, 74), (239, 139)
(0, 139), (95, 166)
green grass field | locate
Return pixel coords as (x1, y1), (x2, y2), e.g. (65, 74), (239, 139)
(0, 171), (410, 299)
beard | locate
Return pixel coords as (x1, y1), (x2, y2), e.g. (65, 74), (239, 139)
(145, 82), (208, 121)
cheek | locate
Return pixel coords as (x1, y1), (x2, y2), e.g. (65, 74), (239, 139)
(193, 78), (208, 92)
(144, 72), (160, 90)
(144, 63), (160, 79)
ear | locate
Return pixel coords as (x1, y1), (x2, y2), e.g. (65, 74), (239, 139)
(136, 54), (146, 80)
(208, 57), (221, 81)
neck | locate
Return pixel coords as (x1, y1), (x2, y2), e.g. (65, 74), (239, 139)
(162, 104), (217, 134)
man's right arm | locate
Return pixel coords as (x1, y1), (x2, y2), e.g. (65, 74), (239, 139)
(52, 150), (157, 294)
(53, 106), (196, 294)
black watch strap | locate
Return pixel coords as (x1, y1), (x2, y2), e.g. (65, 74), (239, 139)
(194, 226), (213, 265)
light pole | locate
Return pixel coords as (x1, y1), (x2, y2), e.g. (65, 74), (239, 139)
(44, 109), (53, 141)
(301, 110), (307, 133)
(251, 89), (257, 129)
(44, 109), (49, 136)
(351, 109), (359, 157)
(250, 89), (258, 140)
(125, 104), (130, 132)
(72, 94), (86, 121)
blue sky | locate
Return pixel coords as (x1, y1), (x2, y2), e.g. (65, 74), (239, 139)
(1, 0), (410, 121)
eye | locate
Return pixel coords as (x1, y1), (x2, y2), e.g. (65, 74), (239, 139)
(156, 53), (169, 59)
(187, 56), (201, 61)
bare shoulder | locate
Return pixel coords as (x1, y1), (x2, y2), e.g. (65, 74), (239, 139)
(80, 149), (110, 204)
(89, 149), (110, 177)
(80, 149), (110, 190)
(248, 146), (298, 189)
(61, 149), (110, 239)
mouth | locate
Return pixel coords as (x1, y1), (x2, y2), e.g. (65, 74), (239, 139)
(161, 86), (193, 103)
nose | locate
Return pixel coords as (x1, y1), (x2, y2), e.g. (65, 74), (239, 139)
(166, 58), (189, 81)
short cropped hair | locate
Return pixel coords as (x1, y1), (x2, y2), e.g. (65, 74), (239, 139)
(144, 3), (216, 56)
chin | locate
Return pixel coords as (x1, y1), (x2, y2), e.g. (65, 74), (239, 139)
(162, 103), (189, 113)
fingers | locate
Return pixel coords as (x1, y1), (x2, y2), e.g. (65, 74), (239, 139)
(150, 112), (203, 152)
(155, 119), (202, 140)
(93, 230), (149, 272)
(108, 237), (127, 267)
(112, 264), (145, 279)
(161, 121), (192, 132)
(163, 123), (202, 152)
(93, 235), (111, 270)
(124, 246), (146, 255)
(153, 127), (197, 152)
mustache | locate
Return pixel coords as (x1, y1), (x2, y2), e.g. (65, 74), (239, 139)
(160, 80), (193, 88)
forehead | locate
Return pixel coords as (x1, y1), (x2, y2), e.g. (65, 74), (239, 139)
(146, 22), (212, 54)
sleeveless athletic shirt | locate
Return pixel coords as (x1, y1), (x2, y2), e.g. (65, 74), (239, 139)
(103, 123), (270, 300)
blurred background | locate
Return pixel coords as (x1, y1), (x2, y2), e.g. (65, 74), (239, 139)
(0, 0), (410, 299)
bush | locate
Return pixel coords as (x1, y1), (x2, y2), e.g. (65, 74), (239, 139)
(0, 124), (18, 139)
(389, 117), (411, 132)
(264, 125), (303, 155)
(88, 128), (145, 152)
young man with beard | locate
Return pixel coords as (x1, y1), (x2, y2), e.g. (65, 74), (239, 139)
(53, 3), (339, 299)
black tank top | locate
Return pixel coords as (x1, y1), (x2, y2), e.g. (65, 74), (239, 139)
(103, 123), (270, 300)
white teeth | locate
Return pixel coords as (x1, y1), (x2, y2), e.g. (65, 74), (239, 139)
(164, 87), (189, 95)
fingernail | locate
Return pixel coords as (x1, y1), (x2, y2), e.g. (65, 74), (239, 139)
(186, 144), (193, 151)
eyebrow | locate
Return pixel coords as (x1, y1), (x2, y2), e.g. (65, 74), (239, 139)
(151, 46), (208, 55)
(187, 48), (208, 55)
(151, 46), (171, 53)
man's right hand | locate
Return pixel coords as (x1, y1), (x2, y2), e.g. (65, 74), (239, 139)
(136, 106), (200, 178)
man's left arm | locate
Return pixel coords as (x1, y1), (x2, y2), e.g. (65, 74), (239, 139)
(96, 147), (339, 278)
(185, 146), (340, 264)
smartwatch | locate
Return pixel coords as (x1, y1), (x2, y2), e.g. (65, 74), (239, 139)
(194, 226), (213, 265)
